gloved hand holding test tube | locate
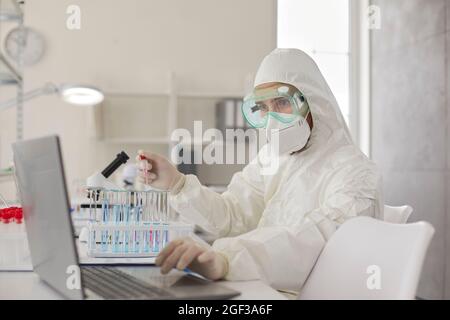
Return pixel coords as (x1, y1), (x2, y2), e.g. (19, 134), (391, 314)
(136, 150), (185, 192)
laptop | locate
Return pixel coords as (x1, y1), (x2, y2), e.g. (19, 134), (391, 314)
(12, 135), (240, 300)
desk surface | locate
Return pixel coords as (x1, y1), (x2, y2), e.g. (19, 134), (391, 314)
(0, 270), (287, 300)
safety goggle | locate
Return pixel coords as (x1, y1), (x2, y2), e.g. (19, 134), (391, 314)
(241, 84), (309, 128)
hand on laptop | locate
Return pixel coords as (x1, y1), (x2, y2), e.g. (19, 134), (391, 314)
(155, 238), (229, 280)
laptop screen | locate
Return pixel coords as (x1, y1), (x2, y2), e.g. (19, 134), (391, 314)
(13, 135), (84, 299)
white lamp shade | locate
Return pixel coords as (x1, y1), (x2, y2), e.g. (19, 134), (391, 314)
(60, 84), (104, 106)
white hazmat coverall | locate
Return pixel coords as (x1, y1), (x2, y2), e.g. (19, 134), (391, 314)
(170, 48), (383, 292)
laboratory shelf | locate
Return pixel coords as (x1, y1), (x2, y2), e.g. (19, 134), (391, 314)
(0, 0), (23, 86)
(94, 73), (245, 159)
(103, 91), (244, 100)
(0, 170), (14, 177)
(0, 172), (14, 184)
(177, 91), (244, 99)
(0, 0), (22, 21)
(0, 54), (21, 85)
(103, 137), (171, 144)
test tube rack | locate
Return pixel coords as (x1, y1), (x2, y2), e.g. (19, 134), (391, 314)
(85, 189), (193, 257)
(86, 221), (193, 257)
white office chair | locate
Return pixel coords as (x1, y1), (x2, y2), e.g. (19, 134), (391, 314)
(298, 217), (434, 300)
(384, 205), (413, 224)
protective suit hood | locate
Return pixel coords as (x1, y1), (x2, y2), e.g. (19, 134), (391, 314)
(254, 48), (353, 153)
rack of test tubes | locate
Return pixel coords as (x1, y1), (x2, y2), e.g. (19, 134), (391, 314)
(0, 193), (31, 270)
(85, 189), (193, 257)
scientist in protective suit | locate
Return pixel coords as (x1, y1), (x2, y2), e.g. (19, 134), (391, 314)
(136, 48), (383, 293)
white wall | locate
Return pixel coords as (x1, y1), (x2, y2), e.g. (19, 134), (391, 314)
(370, 0), (448, 299)
(0, 0), (276, 198)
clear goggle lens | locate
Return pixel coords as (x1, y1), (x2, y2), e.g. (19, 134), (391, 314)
(242, 85), (308, 128)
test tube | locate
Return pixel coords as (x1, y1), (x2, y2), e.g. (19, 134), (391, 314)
(160, 192), (168, 222)
(113, 227), (120, 253)
(94, 190), (99, 222)
(102, 191), (110, 223)
(150, 192), (154, 221)
(164, 192), (169, 222)
(162, 192), (167, 222)
(159, 192), (163, 222)
(123, 230), (129, 253)
(123, 192), (131, 223)
(145, 192), (151, 221)
(155, 192), (162, 222)
(139, 230), (145, 253)
(107, 230), (112, 253)
(117, 192), (122, 223)
(101, 229), (108, 252)
(162, 224), (169, 248)
(131, 229), (136, 253)
(122, 192), (125, 222)
(133, 192), (139, 223)
(137, 193), (142, 223)
(129, 191), (133, 223)
(89, 190), (94, 221)
(134, 229), (140, 253)
(143, 230), (149, 253)
(89, 228), (95, 252)
(153, 224), (160, 252)
(141, 192), (145, 221)
(113, 204), (120, 224)
(149, 226), (154, 252)
(134, 229), (139, 253)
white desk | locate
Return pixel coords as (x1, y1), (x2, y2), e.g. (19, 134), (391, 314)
(0, 270), (287, 300)
(0, 225), (287, 300)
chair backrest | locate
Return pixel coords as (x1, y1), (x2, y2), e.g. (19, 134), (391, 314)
(298, 217), (434, 300)
(384, 205), (413, 224)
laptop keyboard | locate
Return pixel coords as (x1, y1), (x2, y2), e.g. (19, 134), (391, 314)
(81, 266), (175, 299)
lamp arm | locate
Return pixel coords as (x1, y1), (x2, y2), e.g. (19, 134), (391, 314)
(0, 82), (59, 111)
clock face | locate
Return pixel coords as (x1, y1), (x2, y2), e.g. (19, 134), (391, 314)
(5, 27), (45, 66)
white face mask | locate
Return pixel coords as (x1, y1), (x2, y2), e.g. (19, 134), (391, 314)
(265, 112), (311, 155)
